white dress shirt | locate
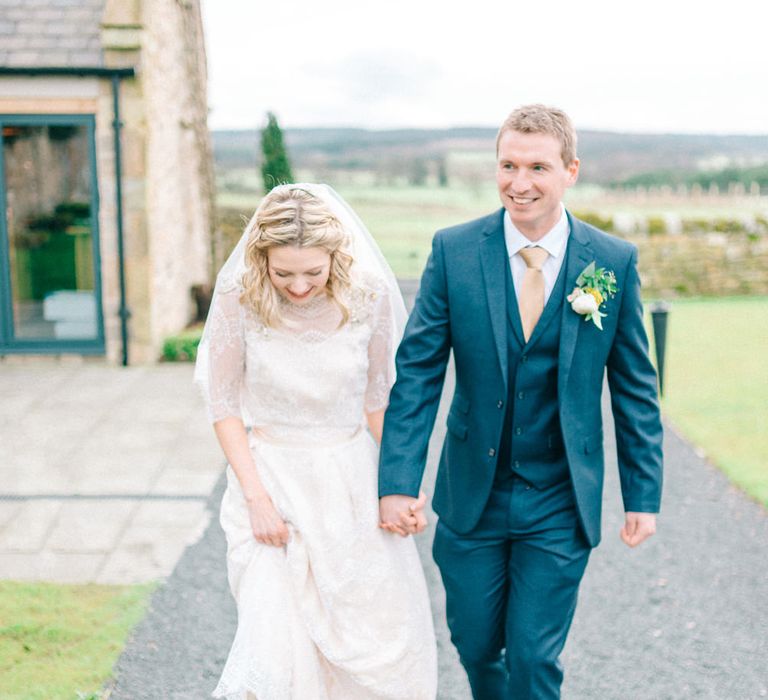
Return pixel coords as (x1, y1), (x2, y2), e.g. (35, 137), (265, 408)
(503, 205), (570, 304)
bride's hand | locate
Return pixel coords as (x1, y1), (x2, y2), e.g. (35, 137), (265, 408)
(379, 491), (428, 536)
(246, 492), (289, 547)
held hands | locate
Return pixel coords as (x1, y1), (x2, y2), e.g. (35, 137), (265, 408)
(379, 492), (428, 537)
(246, 491), (289, 547)
(620, 512), (657, 548)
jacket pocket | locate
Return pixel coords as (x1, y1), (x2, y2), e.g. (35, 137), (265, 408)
(583, 430), (604, 455)
(446, 412), (468, 441)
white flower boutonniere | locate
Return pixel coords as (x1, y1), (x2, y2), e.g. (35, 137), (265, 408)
(567, 261), (618, 330)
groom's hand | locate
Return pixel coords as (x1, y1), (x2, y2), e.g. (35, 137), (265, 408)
(379, 492), (427, 537)
(620, 512), (657, 548)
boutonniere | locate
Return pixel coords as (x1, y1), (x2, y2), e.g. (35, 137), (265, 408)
(567, 262), (618, 330)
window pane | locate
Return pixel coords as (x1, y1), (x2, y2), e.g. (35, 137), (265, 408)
(3, 123), (98, 340)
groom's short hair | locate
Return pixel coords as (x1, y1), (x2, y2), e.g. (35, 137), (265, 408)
(496, 104), (578, 166)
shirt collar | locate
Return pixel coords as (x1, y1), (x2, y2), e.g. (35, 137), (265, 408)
(503, 204), (569, 259)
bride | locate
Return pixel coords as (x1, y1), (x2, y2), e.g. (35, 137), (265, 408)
(195, 184), (437, 699)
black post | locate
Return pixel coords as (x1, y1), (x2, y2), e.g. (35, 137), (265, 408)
(650, 301), (670, 396)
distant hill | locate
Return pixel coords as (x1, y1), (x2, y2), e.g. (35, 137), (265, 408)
(213, 128), (768, 185)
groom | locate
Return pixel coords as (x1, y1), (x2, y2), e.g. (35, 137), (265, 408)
(379, 104), (663, 699)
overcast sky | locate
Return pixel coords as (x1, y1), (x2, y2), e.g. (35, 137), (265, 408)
(201, 0), (768, 134)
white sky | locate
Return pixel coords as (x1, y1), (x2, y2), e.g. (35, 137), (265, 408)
(201, 0), (768, 134)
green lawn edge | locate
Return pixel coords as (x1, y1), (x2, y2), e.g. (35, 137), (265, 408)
(0, 580), (156, 700)
(648, 296), (768, 508)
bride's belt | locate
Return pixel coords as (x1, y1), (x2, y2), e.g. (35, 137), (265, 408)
(248, 424), (366, 448)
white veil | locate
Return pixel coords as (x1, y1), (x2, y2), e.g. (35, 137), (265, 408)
(193, 183), (408, 408)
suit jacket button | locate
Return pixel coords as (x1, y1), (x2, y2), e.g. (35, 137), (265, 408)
(515, 427), (522, 435)
(496, 400), (503, 408)
(513, 460), (520, 469)
(488, 448), (496, 457)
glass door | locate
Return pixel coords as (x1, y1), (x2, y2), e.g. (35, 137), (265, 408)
(0, 115), (104, 354)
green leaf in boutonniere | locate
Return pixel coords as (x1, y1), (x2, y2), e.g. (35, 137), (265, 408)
(567, 262), (618, 330)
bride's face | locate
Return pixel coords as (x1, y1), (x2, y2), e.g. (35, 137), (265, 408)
(267, 245), (332, 304)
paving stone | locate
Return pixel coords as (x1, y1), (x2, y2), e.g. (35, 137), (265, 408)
(0, 500), (23, 529)
(98, 526), (202, 585)
(46, 500), (135, 553)
(64, 449), (165, 494)
(0, 460), (74, 496)
(131, 501), (210, 529)
(151, 468), (221, 496)
(2, 551), (106, 583)
(0, 499), (62, 551)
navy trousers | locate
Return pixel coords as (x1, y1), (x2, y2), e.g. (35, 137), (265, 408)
(433, 476), (591, 700)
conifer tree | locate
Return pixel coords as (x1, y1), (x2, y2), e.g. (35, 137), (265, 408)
(260, 111), (294, 191)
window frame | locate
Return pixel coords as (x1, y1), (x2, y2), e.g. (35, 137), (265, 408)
(0, 113), (105, 355)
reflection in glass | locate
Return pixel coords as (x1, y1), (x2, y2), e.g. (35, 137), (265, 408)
(3, 124), (97, 340)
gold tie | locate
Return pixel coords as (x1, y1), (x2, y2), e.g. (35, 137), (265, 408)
(518, 246), (549, 342)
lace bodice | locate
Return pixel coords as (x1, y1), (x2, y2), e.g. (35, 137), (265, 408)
(202, 279), (395, 440)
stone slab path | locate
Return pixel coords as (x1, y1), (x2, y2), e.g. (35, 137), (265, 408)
(0, 361), (222, 584)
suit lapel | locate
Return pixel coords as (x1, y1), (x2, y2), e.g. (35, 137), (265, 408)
(558, 213), (593, 400)
(479, 210), (509, 389)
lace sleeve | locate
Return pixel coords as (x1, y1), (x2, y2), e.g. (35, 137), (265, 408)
(198, 286), (246, 424)
(364, 284), (397, 414)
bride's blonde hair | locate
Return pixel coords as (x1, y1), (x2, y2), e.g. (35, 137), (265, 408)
(240, 186), (354, 327)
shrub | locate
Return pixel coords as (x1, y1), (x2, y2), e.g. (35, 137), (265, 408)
(647, 216), (667, 235)
(713, 218), (746, 234)
(682, 218), (711, 234)
(162, 326), (203, 362)
(572, 211), (614, 232)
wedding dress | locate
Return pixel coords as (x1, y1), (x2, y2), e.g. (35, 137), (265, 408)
(202, 278), (437, 700)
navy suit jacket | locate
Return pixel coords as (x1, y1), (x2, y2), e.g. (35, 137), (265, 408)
(379, 208), (663, 547)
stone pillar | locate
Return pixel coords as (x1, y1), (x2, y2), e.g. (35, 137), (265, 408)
(141, 0), (213, 360)
(100, 0), (152, 362)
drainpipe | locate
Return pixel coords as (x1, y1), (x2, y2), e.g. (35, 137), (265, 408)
(110, 73), (130, 366)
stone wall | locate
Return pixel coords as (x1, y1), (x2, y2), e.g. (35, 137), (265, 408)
(631, 231), (768, 298)
(572, 205), (768, 299)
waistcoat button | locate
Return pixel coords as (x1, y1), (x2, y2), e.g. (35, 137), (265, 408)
(488, 448), (496, 457)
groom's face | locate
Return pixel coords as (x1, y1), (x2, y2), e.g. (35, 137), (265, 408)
(496, 130), (579, 240)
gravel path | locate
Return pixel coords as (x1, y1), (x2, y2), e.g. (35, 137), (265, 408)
(562, 414), (768, 699)
(108, 377), (768, 699)
(108, 282), (767, 699)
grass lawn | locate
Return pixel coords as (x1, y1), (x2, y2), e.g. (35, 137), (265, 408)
(0, 580), (154, 700)
(652, 296), (768, 507)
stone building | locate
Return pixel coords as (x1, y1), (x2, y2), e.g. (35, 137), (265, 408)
(0, 0), (215, 364)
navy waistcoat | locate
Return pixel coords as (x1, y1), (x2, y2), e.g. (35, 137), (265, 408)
(495, 243), (571, 488)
